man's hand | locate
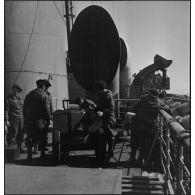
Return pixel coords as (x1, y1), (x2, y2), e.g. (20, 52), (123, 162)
(5, 120), (10, 127)
(83, 134), (89, 143)
(97, 111), (103, 117)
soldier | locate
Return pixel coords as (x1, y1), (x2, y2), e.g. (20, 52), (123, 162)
(5, 84), (24, 152)
(23, 79), (51, 160)
(74, 97), (96, 134)
(93, 80), (116, 167)
(130, 88), (171, 167)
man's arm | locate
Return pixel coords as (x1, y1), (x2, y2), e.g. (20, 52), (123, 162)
(102, 92), (115, 114)
(43, 95), (52, 121)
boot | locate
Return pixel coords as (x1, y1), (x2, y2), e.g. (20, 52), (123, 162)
(40, 149), (46, 160)
(27, 147), (32, 160)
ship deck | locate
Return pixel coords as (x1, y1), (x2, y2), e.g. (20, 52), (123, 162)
(5, 131), (164, 194)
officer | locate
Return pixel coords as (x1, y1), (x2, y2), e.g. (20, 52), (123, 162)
(5, 84), (24, 152)
(93, 80), (116, 167)
(23, 79), (51, 160)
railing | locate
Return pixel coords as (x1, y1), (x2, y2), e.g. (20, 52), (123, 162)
(166, 97), (190, 103)
(114, 99), (139, 120)
(114, 99), (191, 195)
(159, 110), (190, 195)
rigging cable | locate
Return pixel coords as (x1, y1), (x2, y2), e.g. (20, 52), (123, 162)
(13, 0), (39, 85)
(52, 0), (66, 25)
(111, 1), (115, 21)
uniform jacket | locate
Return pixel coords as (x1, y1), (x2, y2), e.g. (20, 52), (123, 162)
(46, 91), (54, 116)
(5, 93), (24, 120)
(94, 89), (116, 124)
(23, 88), (51, 126)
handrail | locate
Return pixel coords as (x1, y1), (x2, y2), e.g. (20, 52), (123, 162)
(159, 110), (190, 150)
(166, 97), (190, 103)
(158, 109), (190, 195)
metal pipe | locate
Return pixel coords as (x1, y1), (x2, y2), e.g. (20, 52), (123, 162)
(65, 1), (71, 49)
(159, 110), (190, 150)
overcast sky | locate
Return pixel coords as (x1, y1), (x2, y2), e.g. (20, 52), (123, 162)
(74, 1), (190, 95)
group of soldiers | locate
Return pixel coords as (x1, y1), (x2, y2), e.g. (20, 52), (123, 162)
(5, 79), (116, 167)
(5, 78), (171, 169)
(5, 79), (53, 160)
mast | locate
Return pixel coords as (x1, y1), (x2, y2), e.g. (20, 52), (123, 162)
(64, 1), (75, 73)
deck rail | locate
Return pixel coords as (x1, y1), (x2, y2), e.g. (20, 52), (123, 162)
(158, 109), (190, 195)
(114, 99), (191, 195)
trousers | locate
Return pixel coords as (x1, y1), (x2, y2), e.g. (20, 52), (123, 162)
(7, 118), (24, 147)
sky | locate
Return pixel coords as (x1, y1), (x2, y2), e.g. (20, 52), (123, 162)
(74, 1), (190, 95)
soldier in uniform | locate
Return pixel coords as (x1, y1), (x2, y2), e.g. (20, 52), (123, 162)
(130, 88), (171, 167)
(74, 97), (96, 134)
(5, 84), (24, 152)
(23, 79), (51, 160)
(93, 80), (116, 167)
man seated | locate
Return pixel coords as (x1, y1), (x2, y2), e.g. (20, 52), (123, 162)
(73, 97), (96, 137)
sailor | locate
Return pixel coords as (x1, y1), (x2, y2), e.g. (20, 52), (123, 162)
(5, 84), (24, 152)
(93, 80), (116, 166)
(23, 79), (51, 160)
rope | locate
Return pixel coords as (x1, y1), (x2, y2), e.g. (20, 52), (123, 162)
(6, 69), (67, 78)
(111, 1), (115, 21)
(52, 1), (66, 25)
(13, 1), (39, 85)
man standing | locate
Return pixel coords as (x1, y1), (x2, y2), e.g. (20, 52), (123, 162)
(23, 79), (51, 160)
(5, 84), (24, 152)
(130, 88), (171, 167)
(94, 80), (116, 167)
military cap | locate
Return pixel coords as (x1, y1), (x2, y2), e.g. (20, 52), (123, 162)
(36, 79), (44, 86)
(12, 84), (22, 92)
(94, 80), (107, 90)
(43, 79), (51, 87)
(147, 88), (159, 97)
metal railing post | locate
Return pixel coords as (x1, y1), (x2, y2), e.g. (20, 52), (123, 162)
(159, 115), (163, 170)
(177, 145), (184, 195)
(165, 123), (171, 194)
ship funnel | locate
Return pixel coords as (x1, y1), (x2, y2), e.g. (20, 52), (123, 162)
(119, 38), (132, 99)
(69, 5), (120, 95)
